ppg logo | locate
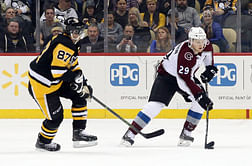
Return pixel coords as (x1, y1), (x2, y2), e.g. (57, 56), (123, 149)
(110, 63), (139, 86)
(210, 63), (236, 86)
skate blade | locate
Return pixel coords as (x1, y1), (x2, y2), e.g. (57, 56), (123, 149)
(120, 139), (133, 147)
(35, 147), (60, 152)
(177, 139), (192, 147)
(73, 141), (98, 148)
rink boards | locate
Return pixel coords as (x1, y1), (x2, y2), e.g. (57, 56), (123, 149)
(0, 53), (252, 119)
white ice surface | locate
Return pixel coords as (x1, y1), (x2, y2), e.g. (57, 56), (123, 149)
(0, 119), (251, 166)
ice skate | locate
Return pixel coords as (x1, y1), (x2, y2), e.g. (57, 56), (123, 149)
(120, 131), (135, 147)
(72, 129), (98, 148)
(177, 130), (194, 147)
(35, 138), (61, 152)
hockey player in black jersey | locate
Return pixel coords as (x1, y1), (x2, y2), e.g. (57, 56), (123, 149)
(28, 17), (97, 151)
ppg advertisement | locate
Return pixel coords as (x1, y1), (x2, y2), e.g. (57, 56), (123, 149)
(210, 63), (236, 86)
(110, 63), (139, 86)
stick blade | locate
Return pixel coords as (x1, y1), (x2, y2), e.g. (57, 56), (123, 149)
(142, 129), (165, 139)
(205, 141), (215, 149)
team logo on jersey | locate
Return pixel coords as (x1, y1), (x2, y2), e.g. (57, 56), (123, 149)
(110, 63), (139, 86)
(184, 52), (193, 61)
(210, 63), (236, 86)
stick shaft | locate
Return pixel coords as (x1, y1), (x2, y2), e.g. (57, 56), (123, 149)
(92, 96), (164, 139)
(204, 83), (209, 147)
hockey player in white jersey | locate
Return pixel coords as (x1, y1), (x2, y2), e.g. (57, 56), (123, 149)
(121, 27), (218, 147)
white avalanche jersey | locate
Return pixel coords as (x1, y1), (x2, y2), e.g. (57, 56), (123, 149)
(161, 40), (214, 97)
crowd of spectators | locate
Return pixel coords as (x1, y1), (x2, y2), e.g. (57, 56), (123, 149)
(1, 0), (251, 53)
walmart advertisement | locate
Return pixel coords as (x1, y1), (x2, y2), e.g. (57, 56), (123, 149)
(0, 54), (251, 118)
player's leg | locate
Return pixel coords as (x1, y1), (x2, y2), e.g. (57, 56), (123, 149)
(71, 100), (98, 147)
(59, 82), (97, 148)
(121, 101), (165, 146)
(121, 74), (177, 146)
(28, 84), (63, 151)
(178, 101), (205, 147)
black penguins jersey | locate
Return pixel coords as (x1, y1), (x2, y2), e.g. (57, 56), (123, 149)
(28, 33), (81, 92)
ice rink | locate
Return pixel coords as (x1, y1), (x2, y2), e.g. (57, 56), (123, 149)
(0, 118), (251, 166)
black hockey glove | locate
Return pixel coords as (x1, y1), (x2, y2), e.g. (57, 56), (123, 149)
(195, 92), (213, 111)
(200, 65), (218, 83)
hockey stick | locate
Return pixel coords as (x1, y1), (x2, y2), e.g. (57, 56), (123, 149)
(204, 83), (215, 149)
(92, 95), (165, 139)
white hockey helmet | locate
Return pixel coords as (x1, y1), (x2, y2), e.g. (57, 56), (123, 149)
(188, 27), (207, 49)
(188, 27), (206, 40)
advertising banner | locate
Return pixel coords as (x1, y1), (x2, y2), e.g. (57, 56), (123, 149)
(0, 54), (252, 118)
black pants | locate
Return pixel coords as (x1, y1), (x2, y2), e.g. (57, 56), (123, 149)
(149, 73), (190, 106)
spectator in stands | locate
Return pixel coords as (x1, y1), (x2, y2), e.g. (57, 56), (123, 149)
(0, 18), (34, 52)
(140, 0), (166, 32)
(99, 11), (123, 52)
(2, 6), (34, 46)
(79, 0), (101, 29)
(166, 11), (187, 45)
(128, 7), (154, 52)
(0, 7), (16, 32)
(92, 0), (104, 23)
(204, 0), (237, 26)
(43, 25), (64, 47)
(168, 0), (201, 33)
(114, 0), (128, 29)
(2, 0), (31, 22)
(201, 9), (229, 52)
(79, 23), (104, 53)
(150, 26), (172, 53)
(40, 0), (78, 26)
(40, 6), (63, 46)
(116, 24), (137, 52)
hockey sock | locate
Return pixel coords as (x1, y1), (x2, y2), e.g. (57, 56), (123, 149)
(72, 105), (88, 129)
(183, 109), (203, 135)
(129, 111), (151, 135)
(39, 123), (58, 144)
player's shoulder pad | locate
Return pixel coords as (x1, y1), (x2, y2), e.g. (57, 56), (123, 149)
(51, 34), (75, 48)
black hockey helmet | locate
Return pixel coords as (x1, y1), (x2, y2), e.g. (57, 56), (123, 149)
(64, 17), (84, 43)
(64, 17), (83, 35)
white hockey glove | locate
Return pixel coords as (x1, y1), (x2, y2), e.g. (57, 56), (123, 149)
(82, 85), (93, 101)
(70, 72), (84, 95)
